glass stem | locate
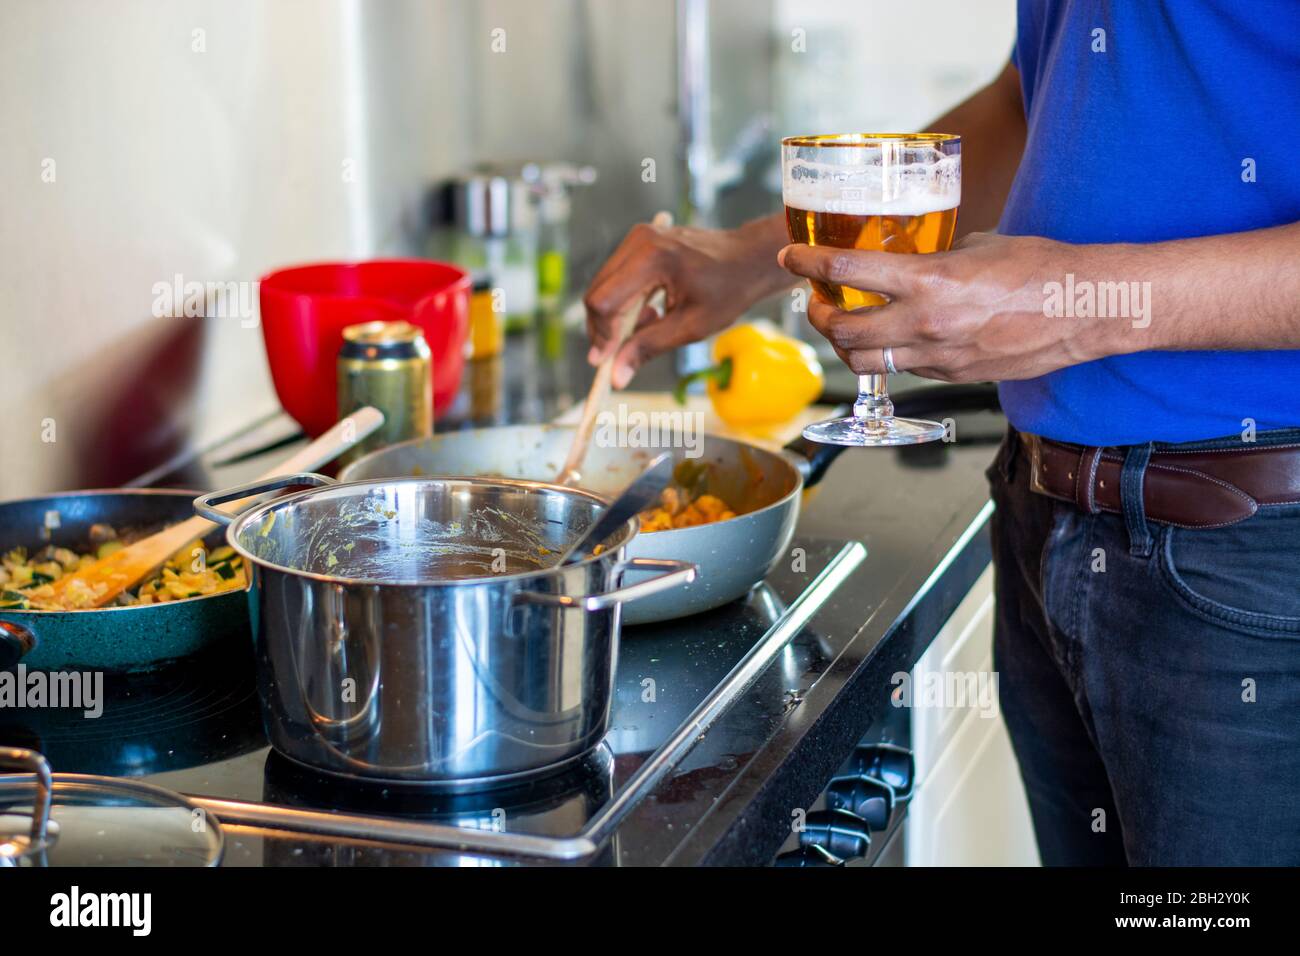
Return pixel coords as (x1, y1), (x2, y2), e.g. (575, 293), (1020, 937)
(854, 374), (893, 424)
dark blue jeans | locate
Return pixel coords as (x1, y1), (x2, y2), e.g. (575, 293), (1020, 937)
(988, 427), (1300, 866)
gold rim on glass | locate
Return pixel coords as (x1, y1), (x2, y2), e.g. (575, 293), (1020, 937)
(781, 132), (961, 148)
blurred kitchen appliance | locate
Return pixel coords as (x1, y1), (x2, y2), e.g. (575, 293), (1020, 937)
(435, 173), (540, 333)
(432, 165), (597, 333)
(522, 162), (598, 306)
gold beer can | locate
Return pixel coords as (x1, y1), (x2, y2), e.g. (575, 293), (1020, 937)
(337, 320), (433, 466)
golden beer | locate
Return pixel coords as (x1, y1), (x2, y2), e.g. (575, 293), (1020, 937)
(783, 205), (959, 310)
(782, 133), (961, 447)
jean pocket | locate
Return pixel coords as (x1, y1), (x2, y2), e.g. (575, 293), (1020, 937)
(1156, 508), (1300, 637)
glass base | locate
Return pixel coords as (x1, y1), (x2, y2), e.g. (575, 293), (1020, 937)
(802, 414), (946, 447)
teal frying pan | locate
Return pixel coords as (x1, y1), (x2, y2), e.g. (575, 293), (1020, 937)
(0, 407), (385, 671)
(0, 489), (248, 671)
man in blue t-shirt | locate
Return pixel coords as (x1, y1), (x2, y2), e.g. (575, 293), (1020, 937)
(585, 1), (1300, 865)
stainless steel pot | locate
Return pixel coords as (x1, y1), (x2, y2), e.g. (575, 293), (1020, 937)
(194, 474), (694, 787)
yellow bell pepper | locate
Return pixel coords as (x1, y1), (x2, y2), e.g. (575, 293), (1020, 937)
(674, 323), (824, 427)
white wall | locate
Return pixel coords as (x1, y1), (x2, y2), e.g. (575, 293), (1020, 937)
(0, 0), (679, 499)
(773, 0), (1016, 137)
(0, 0), (477, 497)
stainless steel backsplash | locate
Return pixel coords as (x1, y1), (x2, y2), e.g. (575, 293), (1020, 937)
(0, 0), (695, 498)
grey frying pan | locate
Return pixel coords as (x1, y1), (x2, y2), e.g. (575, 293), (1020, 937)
(339, 424), (845, 625)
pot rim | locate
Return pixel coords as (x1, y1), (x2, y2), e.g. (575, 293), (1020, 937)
(224, 475), (637, 588)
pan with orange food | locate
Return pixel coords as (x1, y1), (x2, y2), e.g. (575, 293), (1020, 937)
(339, 423), (847, 625)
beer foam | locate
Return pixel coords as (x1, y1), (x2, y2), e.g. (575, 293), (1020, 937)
(782, 151), (960, 216)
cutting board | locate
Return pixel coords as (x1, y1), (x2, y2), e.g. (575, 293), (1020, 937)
(553, 391), (836, 452)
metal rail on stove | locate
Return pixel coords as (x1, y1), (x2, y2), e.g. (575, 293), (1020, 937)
(187, 541), (867, 862)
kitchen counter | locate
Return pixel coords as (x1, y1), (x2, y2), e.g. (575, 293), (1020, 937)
(139, 327), (1003, 866)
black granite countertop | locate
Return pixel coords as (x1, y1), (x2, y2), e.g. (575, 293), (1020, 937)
(135, 326), (1002, 867)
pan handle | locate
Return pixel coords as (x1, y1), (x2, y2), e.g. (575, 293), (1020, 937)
(782, 404), (852, 488)
(193, 473), (337, 525)
(515, 558), (697, 612)
(0, 621), (37, 669)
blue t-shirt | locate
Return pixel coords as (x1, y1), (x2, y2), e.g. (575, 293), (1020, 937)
(998, 0), (1300, 445)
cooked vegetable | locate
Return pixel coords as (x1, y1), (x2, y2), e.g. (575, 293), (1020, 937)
(639, 489), (736, 532)
(0, 530), (245, 611)
(87, 523), (117, 544)
(96, 540), (124, 560)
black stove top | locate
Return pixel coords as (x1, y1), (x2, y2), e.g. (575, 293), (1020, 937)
(0, 645), (263, 779)
(3, 536), (864, 866)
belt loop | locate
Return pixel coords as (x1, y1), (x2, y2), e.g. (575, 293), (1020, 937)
(1073, 447), (1103, 513)
(1121, 442), (1155, 557)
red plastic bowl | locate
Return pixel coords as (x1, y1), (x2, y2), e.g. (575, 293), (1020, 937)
(259, 260), (470, 437)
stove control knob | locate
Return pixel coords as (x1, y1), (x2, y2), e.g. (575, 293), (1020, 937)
(773, 844), (844, 867)
(849, 744), (914, 798)
(826, 774), (893, 830)
(798, 809), (871, 860)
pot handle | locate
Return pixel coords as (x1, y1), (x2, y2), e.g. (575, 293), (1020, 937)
(0, 620), (37, 669)
(515, 557), (697, 612)
(0, 747), (53, 861)
(193, 473), (337, 525)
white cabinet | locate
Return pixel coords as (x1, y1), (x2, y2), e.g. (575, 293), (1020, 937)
(904, 565), (1039, 866)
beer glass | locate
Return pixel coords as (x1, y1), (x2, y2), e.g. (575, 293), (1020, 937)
(782, 133), (961, 446)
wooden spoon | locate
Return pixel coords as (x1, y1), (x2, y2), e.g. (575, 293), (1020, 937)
(39, 407), (384, 609)
(556, 210), (674, 487)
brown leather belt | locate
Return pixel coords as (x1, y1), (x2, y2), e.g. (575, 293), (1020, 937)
(1020, 433), (1300, 528)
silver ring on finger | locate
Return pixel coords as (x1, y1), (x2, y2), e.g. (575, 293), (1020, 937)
(882, 346), (900, 375)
